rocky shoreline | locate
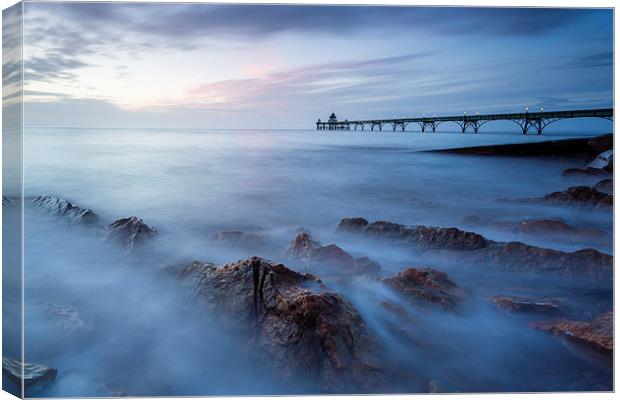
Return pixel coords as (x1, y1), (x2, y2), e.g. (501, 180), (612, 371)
(8, 134), (613, 395)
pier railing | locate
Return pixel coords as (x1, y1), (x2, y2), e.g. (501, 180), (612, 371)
(316, 108), (613, 135)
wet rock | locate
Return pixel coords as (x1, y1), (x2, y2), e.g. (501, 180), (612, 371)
(339, 218), (487, 250)
(284, 232), (381, 276)
(2, 358), (58, 395)
(383, 268), (464, 313)
(489, 295), (560, 314)
(44, 303), (89, 332)
(508, 186), (612, 210)
(593, 179), (613, 195)
(533, 311), (612, 357)
(338, 218), (612, 278)
(212, 230), (266, 249)
(31, 195), (98, 224)
(337, 217), (369, 233)
(107, 216), (158, 252)
(174, 257), (386, 393)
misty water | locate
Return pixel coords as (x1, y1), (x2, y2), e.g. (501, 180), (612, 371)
(12, 126), (613, 395)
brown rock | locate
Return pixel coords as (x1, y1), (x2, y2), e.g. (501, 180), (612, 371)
(533, 312), (612, 357)
(383, 268), (464, 313)
(174, 257), (386, 393)
(107, 216), (158, 252)
(489, 295), (560, 314)
(593, 179), (613, 195)
(284, 233), (381, 276)
(461, 215), (517, 231)
(511, 186), (612, 210)
(336, 217), (369, 233)
(338, 218), (612, 278)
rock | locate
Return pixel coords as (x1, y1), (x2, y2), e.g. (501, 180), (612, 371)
(337, 218), (612, 278)
(509, 186), (612, 210)
(2, 196), (10, 208)
(212, 230), (266, 249)
(337, 217), (369, 233)
(593, 179), (613, 195)
(383, 268), (464, 313)
(174, 257), (386, 393)
(2, 358), (57, 395)
(107, 216), (157, 252)
(489, 295), (560, 314)
(586, 149), (613, 171)
(44, 303), (89, 332)
(284, 232), (381, 276)
(31, 195), (98, 224)
(533, 311), (612, 357)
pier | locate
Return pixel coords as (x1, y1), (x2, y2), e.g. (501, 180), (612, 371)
(316, 108), (613, 135)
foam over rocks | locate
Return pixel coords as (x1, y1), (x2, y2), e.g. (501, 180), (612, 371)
(107, 216), (158, 252)
(533, 312), (613, 357)
(172, 256), (386, 393)
(337, 218), (612, 278)
(283, 232), (381, 276)
(31, 195), (99, 224)
(2, 358), (58, 396)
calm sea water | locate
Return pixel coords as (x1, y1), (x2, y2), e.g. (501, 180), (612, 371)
(13, 127), (613, 396)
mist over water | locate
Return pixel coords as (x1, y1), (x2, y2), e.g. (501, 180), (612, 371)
(19, 127), (612, 395)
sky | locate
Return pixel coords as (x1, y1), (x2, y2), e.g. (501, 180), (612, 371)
(3, 2), (614, 129)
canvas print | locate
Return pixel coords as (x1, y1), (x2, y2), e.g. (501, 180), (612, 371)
(1, 2), (614, 398)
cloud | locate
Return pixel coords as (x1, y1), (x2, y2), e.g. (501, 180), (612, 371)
(567, 51), (613, 68)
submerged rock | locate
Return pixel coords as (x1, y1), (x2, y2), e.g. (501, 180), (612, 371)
(533, 311), (612, 357)
(593, 179), (613, 195)
(174, 257), (386, 393)
(212, 230), (266, 249)
(489, 295), (560, 314)
(31, 195), (98, 224)
(2, 358), (57, 395)
(383, 268), (464, 313)
(107, 216), (158, 252)
(337, 218), (612, 278)
(44, 303), (89, 332)
(506, 186), (612, 210)
(283, 232), (381, 276)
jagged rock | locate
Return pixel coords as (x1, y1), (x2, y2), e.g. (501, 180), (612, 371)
(212, 230), (266, 249)
(283, 232), (381, 276)
(593, 179), (613, 195)
(336, 217), (369, 233)
(383, 268), (464, 313)
(2, 358), (57, 395)
(174, 257), (386, 393)
(337, 218), (612, 278)
(31, 195), (98, 224)
(505, 186), (612, 210)
(107, 216), (157, 252)
(44, 303), (89, 332)
(533, 312), (612, 356)
(489, 295), (560, 314)
(462, 216), (608, 245)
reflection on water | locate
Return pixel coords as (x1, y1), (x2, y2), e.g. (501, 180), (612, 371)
(19, 128), (612, 395)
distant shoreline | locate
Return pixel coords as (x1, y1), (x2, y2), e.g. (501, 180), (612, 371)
(425, 133), (612, 157)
